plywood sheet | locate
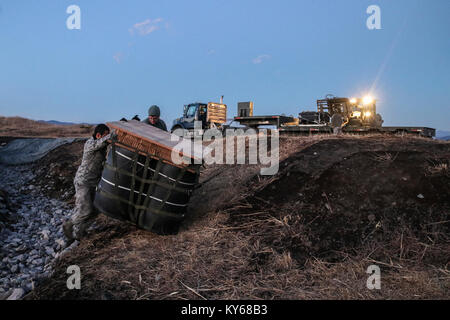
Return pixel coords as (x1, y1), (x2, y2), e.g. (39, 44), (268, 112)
(107, 120), (203, 165)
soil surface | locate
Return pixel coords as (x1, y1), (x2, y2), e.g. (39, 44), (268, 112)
(30, 141), (85, 203)
(21, 135), (449, 300)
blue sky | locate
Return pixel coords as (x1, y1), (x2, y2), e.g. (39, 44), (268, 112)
(0, 0), (449, 130)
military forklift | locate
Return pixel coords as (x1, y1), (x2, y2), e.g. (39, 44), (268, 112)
(314, 94), (383, 128)
(283, 95), (434, 137)
(171, 97), (228, 137)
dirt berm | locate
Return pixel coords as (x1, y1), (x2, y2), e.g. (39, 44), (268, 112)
(26, 135), (450, 299)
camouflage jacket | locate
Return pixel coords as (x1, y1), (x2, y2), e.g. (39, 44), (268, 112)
(74, 134), (111, 187)
(142, 118), (168, 132)
(330, 114), (343, 128)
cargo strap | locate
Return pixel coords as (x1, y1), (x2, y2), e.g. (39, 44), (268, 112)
(139, 159), (163, 228)
(105, 140), (199, 227)
(96, 187), (184, 221)
(103, 163), (191, 195)
(156, 165), (187, 218)
(111, 143), (119, 189)
(134, 155), (150, 223)
(99, 177), (187, 208)
(128, 151), (139, 222)
(114, 149), (196, 186)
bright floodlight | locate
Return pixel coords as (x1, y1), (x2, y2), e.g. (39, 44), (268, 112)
(363, 96), (374, 105)
(350, 98), (357, 104)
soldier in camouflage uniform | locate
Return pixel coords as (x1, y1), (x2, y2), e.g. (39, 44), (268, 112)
(330, 113), (344, 135)
(63, 124), (115, 242)
(142, 105), (168, 131)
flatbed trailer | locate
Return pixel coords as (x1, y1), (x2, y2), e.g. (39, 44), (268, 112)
(232, 96), (436, 138)
(279, 124), (436, 138)
(279, 124), (332, 134)
(376, 126), (436, 138)
(233, 116), (436, 138)
(233, 115), (295, 128)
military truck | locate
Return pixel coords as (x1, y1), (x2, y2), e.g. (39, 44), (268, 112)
(234, 95), (436, 138)
(171, 99), (228, 137)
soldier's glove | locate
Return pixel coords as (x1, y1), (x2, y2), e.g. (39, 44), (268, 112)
(110, 130), (118, 141)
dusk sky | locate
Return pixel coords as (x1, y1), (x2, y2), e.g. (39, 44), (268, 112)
(0, 0), (449, 130)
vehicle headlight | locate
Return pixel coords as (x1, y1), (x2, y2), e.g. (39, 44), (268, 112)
(353, 111), (361, 117)
(363, 96), (374, 105)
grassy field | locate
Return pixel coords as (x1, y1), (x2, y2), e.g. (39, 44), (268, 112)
(0, 116), (93, 138)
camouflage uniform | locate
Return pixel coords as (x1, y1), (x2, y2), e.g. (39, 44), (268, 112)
(373, 114), (384, 128)
(69, 133), (112, 239)
(142, 117), (168, 132)
(330, 113), (343, 135)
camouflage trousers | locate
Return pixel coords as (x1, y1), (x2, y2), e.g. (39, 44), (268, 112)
(333, 127), (343, 135)
(70, 184), (99, 239)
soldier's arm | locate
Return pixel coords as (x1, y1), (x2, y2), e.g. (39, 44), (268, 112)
(88, 132), (114, 152)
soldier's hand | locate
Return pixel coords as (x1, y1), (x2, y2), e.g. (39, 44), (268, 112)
(110, 129), (118, 141)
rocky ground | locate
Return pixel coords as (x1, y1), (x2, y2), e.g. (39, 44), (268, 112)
(0, 164), (77, 300)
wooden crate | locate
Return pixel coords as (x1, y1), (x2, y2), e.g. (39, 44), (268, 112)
(107, 120), (202, 171)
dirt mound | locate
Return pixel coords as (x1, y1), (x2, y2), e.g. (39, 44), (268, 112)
(26, 135), (450, 300)
(31, 140), (85, 202)
(226, 138), (450, 265)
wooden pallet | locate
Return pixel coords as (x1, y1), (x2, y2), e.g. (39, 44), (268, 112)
(107, 120), (202, 170)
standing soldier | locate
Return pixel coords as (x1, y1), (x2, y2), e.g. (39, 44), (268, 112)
(63, 124), (115, 243)
(142, 105), (168, 131)
(330, 113), (344, 135)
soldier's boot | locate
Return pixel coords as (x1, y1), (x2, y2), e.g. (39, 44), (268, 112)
(63, 220), (76, 246)
(72, 224), (84, 240)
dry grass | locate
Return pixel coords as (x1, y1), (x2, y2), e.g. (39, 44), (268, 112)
(0, 116), (93, 138)
(371, 151), (399, 163)
(30, 212), (449, 300)
(26, 134), (450, 300)
(426, 161), (449, 177)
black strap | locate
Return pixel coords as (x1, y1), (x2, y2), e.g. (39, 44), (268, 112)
(97, 187), (184, 220)
(103, 163), (191, 194)
(111, 143), (119, 190)
(128, 151), (139, 221)
(157, 166), (187, 213)
(101, 139), (198, 229)
(133, 156), (150, 223)
(139, 159), (164, 228)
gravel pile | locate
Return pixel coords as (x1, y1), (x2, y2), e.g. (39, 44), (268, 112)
(0, 164), (76, 300)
